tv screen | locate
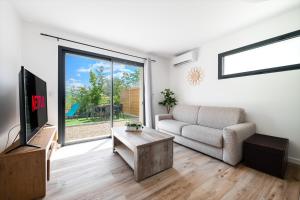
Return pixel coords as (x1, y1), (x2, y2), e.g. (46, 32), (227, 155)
(19, 66), (48, 144)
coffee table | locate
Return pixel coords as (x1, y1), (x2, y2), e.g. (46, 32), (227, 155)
(112, 126), (174, 182)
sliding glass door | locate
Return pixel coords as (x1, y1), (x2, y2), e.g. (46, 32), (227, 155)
(112, 61), (144, 128)
(59, 46), (144, 145)
(64, 52), (112, 143)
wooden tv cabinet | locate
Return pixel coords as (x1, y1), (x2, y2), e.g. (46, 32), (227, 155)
(0, 126), (58, 200)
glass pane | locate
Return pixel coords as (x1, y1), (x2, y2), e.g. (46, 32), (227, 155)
(65, 53), (112, 143)
(223, 36), (300, 75)
(112, 62), (144, 127)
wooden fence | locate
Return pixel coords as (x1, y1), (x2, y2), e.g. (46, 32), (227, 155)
(120, 88), (140, 116)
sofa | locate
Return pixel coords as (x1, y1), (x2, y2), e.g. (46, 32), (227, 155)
(155, 105), (256, 166)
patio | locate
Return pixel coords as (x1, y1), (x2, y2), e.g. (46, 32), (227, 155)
(65, 119), (137, 142)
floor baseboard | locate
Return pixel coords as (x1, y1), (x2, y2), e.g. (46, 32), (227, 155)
(288, 156), (300, 166)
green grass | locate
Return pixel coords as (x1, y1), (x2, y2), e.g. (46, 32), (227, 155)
(65, 115), (137, 126)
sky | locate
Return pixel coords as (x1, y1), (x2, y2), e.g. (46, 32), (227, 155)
(65, 53), (141, 89)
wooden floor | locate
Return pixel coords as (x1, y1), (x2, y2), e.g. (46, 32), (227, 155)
(45, 139), (300, 200)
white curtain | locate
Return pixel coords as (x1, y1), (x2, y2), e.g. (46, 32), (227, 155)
(144, 58), (153, 128)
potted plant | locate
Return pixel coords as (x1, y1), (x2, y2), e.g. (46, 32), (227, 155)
(158, 89), (177, 113)
(125, 121), (143, 132)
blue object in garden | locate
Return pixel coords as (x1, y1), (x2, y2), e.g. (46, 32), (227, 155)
(66, 103), (80, 118)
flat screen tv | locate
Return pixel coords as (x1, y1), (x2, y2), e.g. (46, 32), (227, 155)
(19, 66), (48, 146)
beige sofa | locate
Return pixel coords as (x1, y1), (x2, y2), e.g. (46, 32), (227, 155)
(155, 105), (256, 166)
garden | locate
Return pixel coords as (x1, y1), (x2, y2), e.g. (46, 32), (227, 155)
(65, 65), (142, 127)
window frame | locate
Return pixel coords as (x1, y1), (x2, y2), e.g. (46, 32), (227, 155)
(218, 30), (300, 79)
(58, 46), (145, 146)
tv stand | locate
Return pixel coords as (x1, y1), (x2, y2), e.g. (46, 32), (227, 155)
(5, 143), (40, 154)
(0, 126), (57, 200)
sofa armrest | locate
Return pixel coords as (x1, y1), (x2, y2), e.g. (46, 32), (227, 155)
(155, 114), (173, 130)
(223, 122), (256, 166)
(155, 114), (173, 121)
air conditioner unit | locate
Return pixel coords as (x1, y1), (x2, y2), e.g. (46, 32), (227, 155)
(173, 50), (198, 66)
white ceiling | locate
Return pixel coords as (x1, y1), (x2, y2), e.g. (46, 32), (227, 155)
(10, 0), (300, 57)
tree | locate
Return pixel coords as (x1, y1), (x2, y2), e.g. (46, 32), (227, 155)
(76, 86), (91, 115)
(89, 69), (102, 107)
(66, 87), (76, 110)
(113, 78), (123, 105)
(121, 68), (141, 88)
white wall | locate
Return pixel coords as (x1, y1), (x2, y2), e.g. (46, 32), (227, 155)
(0, 1), (23, 152)
(21, 22), (170, 131)
(169, 8), (300, 164)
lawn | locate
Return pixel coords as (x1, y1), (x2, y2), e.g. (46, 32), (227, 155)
(65, 115), (138, 126)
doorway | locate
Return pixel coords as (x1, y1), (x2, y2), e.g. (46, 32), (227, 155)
(58, 46), (144, 145)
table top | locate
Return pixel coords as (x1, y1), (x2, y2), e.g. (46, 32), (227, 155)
(112, 126), (174, 148)
(1, 126), (56, 156)
(244, 133), (289, 151)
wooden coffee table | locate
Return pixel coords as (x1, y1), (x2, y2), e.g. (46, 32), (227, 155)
(112, 127), (174, 182)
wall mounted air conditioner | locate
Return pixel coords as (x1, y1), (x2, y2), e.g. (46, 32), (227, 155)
(173, 50), (198, 66)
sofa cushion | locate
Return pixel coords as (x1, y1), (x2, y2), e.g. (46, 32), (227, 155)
(181, 125), (223, 148)
(172, 105), (200, 124)
(197, 106), (245, 129)
(156, 119), (188, 135)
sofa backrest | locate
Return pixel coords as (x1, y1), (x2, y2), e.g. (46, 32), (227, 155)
(197, 106), (245, 129)
(172, 105), (200, 124)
